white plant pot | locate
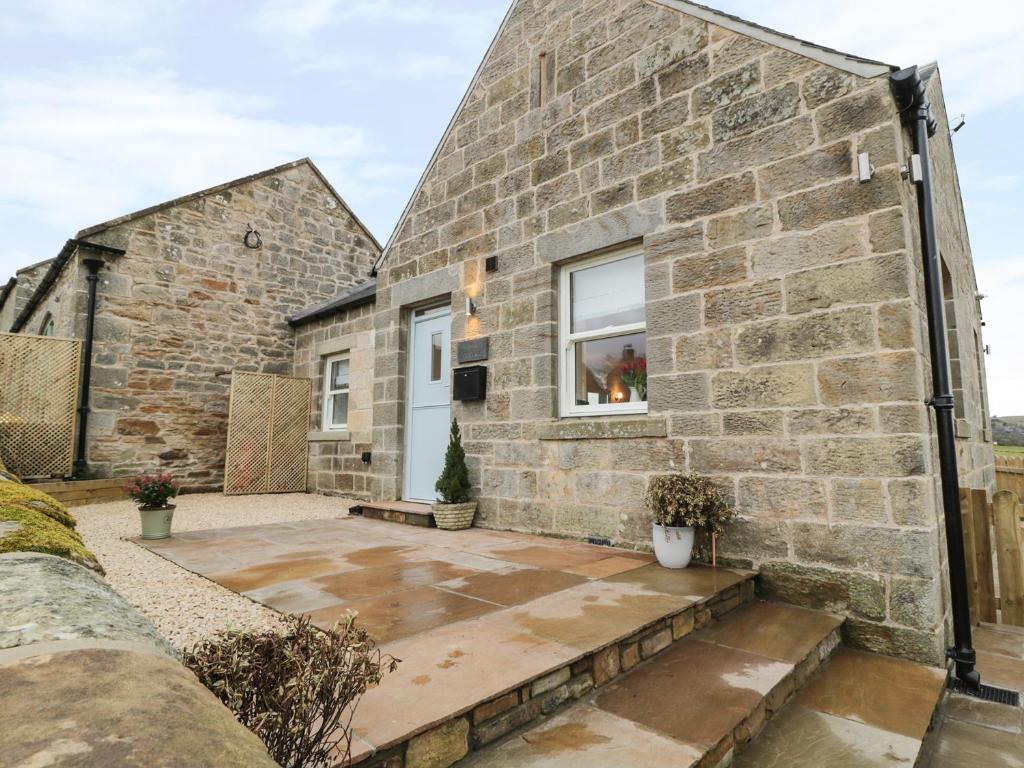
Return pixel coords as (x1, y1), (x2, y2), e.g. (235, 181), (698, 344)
(652, 523), (695, 569)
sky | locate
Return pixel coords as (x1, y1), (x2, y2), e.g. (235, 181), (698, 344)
(1, 0), (1022, 413)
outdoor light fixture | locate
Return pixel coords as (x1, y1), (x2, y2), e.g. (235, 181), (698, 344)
(466, 296), (477, 315)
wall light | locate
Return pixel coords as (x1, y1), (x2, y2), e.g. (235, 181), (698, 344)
(466, 296), (478, 316)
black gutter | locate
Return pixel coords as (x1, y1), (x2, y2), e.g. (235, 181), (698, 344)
(73, 257), (106, 478)
(11, 239), (125, 333)
(891, 65), (979, 689)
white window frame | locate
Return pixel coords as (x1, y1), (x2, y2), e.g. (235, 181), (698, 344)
(558, 247), (647, 418)
(321, 352), (350, 432)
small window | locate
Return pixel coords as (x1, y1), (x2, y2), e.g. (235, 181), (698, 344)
(430, 331), (443, 382)
(559, 248), (647, 417)
(39, 313), (55, 337)
(322, 353), (350, 431)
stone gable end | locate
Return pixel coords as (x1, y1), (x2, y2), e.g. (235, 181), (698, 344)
(363, 0), (989, 664)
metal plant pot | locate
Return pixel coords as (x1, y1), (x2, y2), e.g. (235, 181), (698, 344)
(139, 504), (176, 540)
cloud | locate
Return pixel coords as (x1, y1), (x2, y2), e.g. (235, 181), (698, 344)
(0, 66), (380, 247)
(975, 255), (1024, 416)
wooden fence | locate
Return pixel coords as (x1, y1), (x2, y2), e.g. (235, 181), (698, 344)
(0, 332), (81, 479)
(996, 456), (1024, 498)
(961, 488), (1024, 627)
(223, 371), (311, 496)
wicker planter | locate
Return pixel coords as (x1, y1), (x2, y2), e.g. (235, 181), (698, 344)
(139, 504), (175, 540)
(431, 501), (477, 531)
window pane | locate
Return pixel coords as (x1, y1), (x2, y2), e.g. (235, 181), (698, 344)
(333, 359), (350, 389)
(570, 254), (644, 333)
(329, 392), (349, 426)
(430, 332), (442, 382)
(573, 332), (647, 406)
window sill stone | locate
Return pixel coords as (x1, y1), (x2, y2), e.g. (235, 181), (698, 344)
(308, 430), (351, 442)
(536, 415), (667, 441)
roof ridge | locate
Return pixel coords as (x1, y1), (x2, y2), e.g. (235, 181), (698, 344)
(75, 158), (381, 252)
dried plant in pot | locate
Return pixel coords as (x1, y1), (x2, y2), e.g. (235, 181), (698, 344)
(123, 473), (180, 540)
(432, 418), (476, 530)
(644, 473), (734, 569)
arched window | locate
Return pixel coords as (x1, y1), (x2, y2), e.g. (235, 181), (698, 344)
(39, 313), (55, 337)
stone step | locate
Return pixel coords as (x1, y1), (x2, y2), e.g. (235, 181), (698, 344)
(347, 563), (758, 766)
(353, 500), (435, 528)
(733, 648), (947, 768)
(458, 600), (844, 768)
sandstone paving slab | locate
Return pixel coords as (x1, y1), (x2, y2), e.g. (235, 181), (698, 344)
(436, 568), (590, 607)
(732, 704), (922, 768)
(941, 691), (1024, 735)
(929, 718), (1024, 768)
(457, 705), (703, 768)
(565, 553), (655, 578)
(975, 622), (1024, 660)
(208, 554), (353, 593)
(348, 612), (583, 753)
(498, 578), (694, 651)
(242, 579), (343, 615)
(595, 636), (794, 748)
(696, 601), (843, 663)
(310, 584), (501, 642)
(796, 648), (947, 741)
(0, 647), (277, 768)
(604, 561), (750, 601)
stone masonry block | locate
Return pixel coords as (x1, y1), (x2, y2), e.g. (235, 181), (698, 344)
(734, 308), (876, 365)
(666, 173), (756, 223)
(672, 246), (747, 292)
(751, 223), (864, 278)
(712, 364), (817, 408)
(785, 253), (910, 314)
(804, 436), (927, 477)
(817, 351), (922, 406)
(778, 169), (902, 231)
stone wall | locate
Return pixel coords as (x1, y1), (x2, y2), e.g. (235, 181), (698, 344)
(293, 300), (376, 498)
(0, 552), (278, 767)
(21, 161), (380, 489)
(922, 72), (994, 492)
(1, 259), (53, 334)
(366, 0), (971, 662)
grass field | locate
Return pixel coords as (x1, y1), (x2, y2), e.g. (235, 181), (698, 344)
(995, 445), (1024, 457)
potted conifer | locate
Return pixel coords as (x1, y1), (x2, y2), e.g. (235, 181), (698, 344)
(432, 418), (476, 530)
(124, 473), (180, 540)
(645, 473), (734, 569)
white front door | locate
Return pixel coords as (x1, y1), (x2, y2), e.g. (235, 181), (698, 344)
(404, 307), (451, 502)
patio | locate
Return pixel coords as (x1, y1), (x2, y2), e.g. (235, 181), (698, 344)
(137, 512), (761, 764)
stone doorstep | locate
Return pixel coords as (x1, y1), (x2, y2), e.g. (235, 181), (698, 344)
(348, 575), (758, 768)
(354, 501), (436, 528)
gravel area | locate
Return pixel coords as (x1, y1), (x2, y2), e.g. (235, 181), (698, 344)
(74, 492), (356, 650)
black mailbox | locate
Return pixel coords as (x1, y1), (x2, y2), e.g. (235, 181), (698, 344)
(453, 365), (487, 401)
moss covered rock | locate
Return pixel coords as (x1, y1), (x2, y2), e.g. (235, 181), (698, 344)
(0, 504), (101, 573)
(0, 482), (77, 529)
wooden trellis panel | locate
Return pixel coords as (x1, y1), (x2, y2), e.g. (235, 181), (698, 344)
(0, 332), (81, 479)
(224, 371), (310, 495)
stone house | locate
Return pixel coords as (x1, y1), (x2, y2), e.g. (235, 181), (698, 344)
(290, 0), (994, 664)
(2, 159), (380, 489)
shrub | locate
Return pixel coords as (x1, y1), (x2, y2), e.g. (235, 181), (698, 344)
(435, 418), (470, 504)
(0, 482), (77, 529)
(184, 616), (398, 768)
(645, 473), (734, 538)
(123, 473), (179, 509)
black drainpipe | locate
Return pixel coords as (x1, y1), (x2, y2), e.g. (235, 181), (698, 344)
(891, 65), (978, 689)
(73, 257), (105, 479)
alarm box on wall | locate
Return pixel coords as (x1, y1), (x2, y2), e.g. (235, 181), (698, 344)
(453, 365), (487, 401)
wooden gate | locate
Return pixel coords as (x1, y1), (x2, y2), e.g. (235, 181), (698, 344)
(961, 488), (1024, 627)
(223, 371), (311, 495)
(0, 332), (81, 479)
